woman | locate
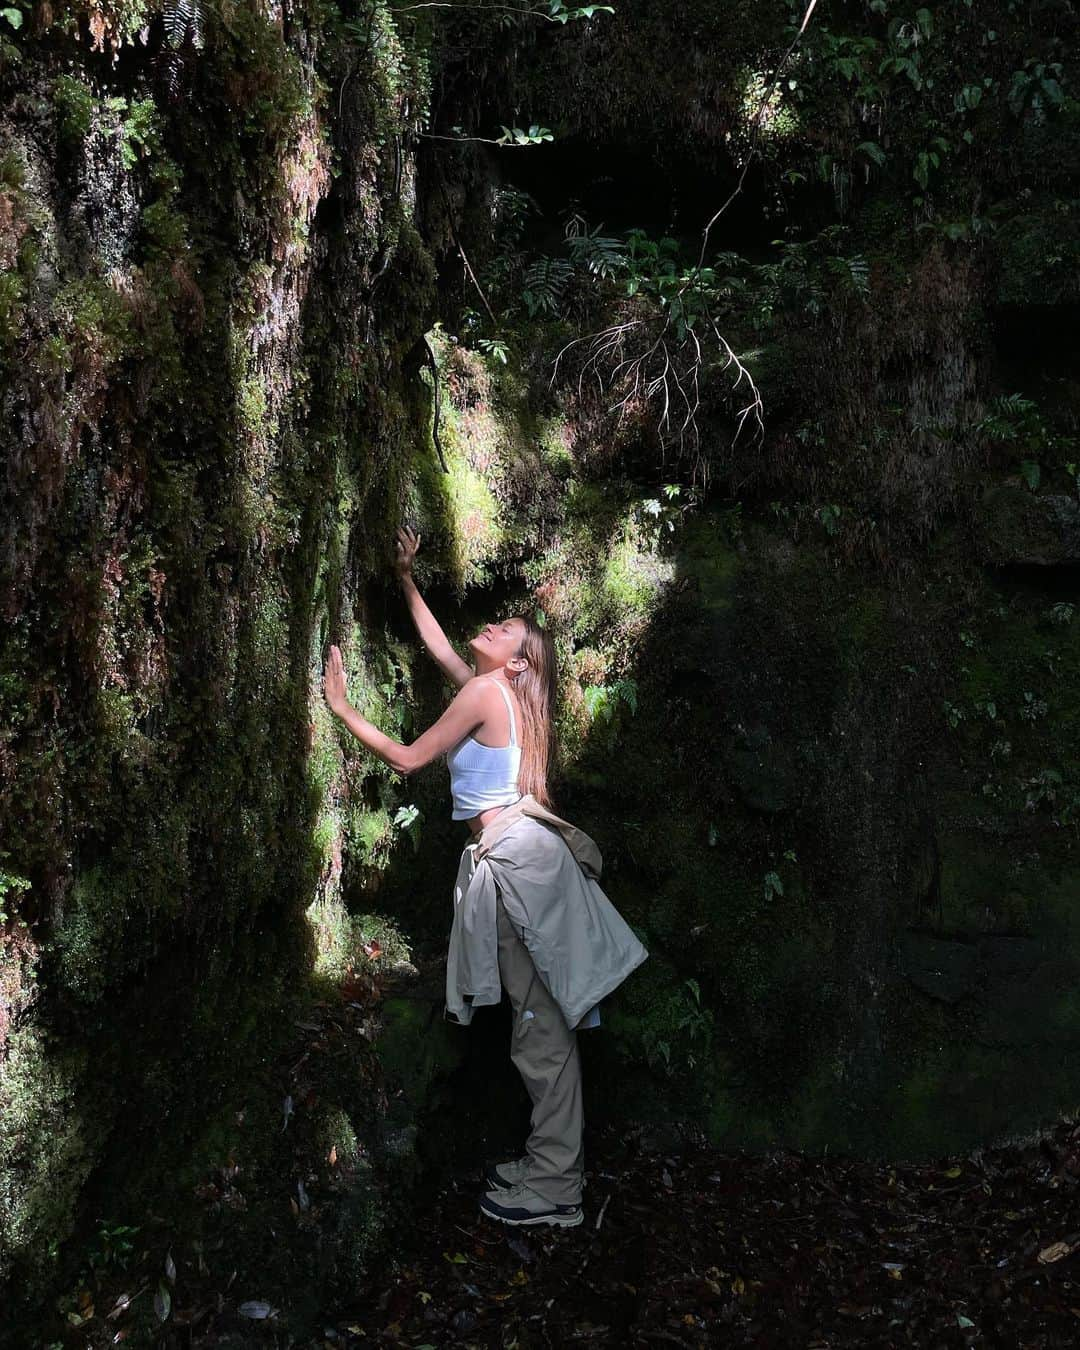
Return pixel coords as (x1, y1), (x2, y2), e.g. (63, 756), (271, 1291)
(323, 525), (648, 1229)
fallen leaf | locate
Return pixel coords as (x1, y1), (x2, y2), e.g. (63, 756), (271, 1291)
(107, 1291), (140, 1321)
(238, 1301), (275, 1319)
(1038, 1241), (1073, 1264)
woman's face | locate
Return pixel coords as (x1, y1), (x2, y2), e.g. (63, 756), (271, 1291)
(469, 616), (527, 672)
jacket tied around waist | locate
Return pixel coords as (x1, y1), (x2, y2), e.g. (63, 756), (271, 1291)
(444, 794), (650, 1030)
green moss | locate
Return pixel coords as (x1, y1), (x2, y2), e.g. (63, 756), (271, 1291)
(0, 148), (25, 190)
(411, 408), (506, 592)
(53, 73), (94, 140)
(345, 807), (394, 865)
(0, 1026), (94, 1288)
(0, 272), (25, 348)
(601, 528), (673, 621)
(50, 866), (121, 1004)
(52, 274), (133, 363)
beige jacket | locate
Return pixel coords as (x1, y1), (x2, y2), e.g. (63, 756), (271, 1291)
(444, 795), (650, 1029)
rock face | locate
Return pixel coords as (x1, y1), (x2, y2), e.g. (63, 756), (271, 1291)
(978, 485), (1080, 566)
(0, 0), (440, 1311)
(3, 0), (1080, 1327)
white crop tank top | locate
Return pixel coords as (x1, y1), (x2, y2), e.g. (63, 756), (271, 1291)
(446, 677), (523, 821)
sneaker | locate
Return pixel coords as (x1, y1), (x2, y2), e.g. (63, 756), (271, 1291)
(483, 1155), (531, 1190)
(484, 1156), (589, 1192)
(479, 1181), (584, 1228)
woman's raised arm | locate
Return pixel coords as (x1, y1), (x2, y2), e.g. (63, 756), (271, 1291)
(395, 526), (473, 689)
(323, 644), (485, 774)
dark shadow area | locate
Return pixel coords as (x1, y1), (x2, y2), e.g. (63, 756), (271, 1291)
(990, 561), (1080, 600)
(492, 137), (773, 254)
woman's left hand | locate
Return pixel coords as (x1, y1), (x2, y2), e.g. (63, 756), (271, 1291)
(324, 644), (349, 714)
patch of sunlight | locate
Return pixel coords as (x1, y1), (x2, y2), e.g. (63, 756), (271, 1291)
(739, 68), (800, 141)
(306, 892), (354, 982)
(601, 528), (676, 629)
(304, 893), (415, 983)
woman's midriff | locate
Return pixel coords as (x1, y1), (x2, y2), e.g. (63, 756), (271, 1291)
(467, 802), (514, 836)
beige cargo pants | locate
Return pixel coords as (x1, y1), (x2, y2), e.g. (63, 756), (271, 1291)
(495, 891), (585, 1205)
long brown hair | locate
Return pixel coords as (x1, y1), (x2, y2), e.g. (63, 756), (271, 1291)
(511, 615), (557, 808)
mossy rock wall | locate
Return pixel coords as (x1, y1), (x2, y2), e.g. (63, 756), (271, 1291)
(0, 0), (450, 1315)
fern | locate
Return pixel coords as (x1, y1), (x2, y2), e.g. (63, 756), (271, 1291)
(565, 224), (627, 280)
(163, 0), (204, 51)
(521, 257), (573, 317)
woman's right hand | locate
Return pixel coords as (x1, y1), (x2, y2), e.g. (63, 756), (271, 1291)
(394, 524), (420, 579)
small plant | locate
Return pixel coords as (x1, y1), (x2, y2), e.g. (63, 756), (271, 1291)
(1021, 767), (1063, 813)
(643, 978), (713, 1076)
(87, 1220), (140, 1272)
(582, 679), (637, 726)
(495, 124), (554, 147)
(943, 699), (965, 729)
(549, 0), (614, 21)
(0, 868), (31, 925)
(392, 803), (422, 854)
(476, 336), (510, 365)
(521, 257), (574, 317)
(1018, 690), (1048, 723)
(637, 484), (700, 546)
(1008, 59), (1065, 120)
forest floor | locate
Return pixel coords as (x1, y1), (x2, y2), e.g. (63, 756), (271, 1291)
(49, 1113), (1080, 1349)
(325, 1114), (1080, 1348)
(47, 967), (1080, 1350)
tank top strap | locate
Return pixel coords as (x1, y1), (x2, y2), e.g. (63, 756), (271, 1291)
(482, 676), (518, 747)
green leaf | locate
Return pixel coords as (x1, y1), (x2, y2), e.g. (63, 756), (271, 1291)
(1041, 77), (1064, 107)
(857, 140), (887, 166)
(2, 6), (23, 28)
(1020, 459), (1041, 491)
